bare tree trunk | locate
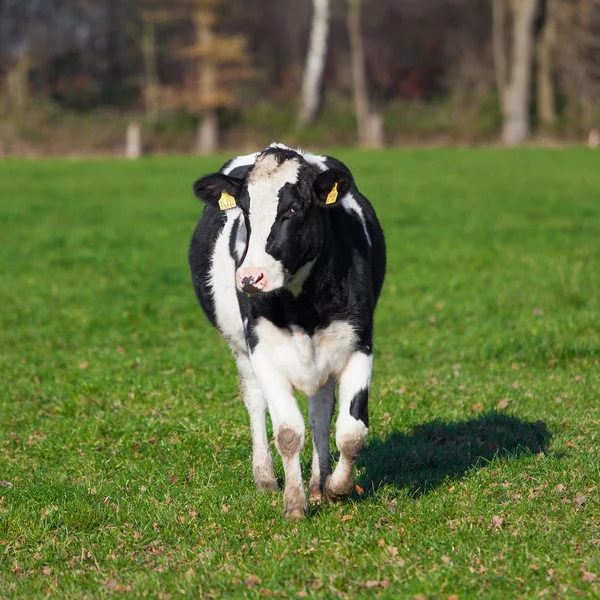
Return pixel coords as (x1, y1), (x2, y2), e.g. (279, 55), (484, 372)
(537, 0), (557, 127)
(126, 122), (142, 159)
(6, 51), (31, 112)
(501, 0), (539, 145)
(492, 0), (508, 99)
(299, 0), (330, 126)
(197, 110), (218, 154)
(347, 0), (382, 148)
(195, 10), (218, 154)
(141, 19), (160, 118)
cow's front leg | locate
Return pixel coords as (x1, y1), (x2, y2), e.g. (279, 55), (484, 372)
(326, 350), (372, 502)
(251, 356), (307, 519)
(307, 377), (335, 502)
(236, 354), (278, 492)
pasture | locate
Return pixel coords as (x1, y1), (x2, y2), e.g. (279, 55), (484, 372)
(0, 149), (598, 598)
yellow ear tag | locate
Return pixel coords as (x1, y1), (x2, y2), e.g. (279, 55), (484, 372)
(325, 181), (339, 205)
(218, 191), (237, 210)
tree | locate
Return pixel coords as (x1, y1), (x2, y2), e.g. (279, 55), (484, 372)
(174, 0), (252, 154)
(298, 0), (330, 126)
(493, 0), (539, 145)
(347, 0), (383, 147)
(536, 0), (557, 128)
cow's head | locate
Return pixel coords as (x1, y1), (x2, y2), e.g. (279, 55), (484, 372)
(194, 148), (352, 295)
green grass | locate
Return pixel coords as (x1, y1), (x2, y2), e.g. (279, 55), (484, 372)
(1, 149), (599, 598)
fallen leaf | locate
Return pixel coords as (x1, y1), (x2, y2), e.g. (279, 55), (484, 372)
(104, 578), (118, 590)
(582, 570), (597, 583)
(42, 566), (51, 575)
(387, 545), (398, 557)
(555, 484), (566, 493)
(354, 484), (364, 495)
(573, 494), (587, 508)
(245, 574), (261, 588)
(117, 346), (125, 354)
(497, 398), (510, 409)
(441, 555), (451, 565)
(365, 581), (380, 588)
(79, 361), (88, 369)
(472, 403), (484, 411)
(341, 514), (353, 521)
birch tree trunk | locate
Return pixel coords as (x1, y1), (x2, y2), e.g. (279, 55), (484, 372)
(347, 0), (382, 148)
(497, 0), (539, 146)
(299, 0), (330, 126)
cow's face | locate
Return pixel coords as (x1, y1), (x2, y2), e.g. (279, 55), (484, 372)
(194, 150), (352, 295)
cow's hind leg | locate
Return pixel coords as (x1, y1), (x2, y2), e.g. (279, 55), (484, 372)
(236, 353), (278, 492)
(325, 351), (372, 502)
(307, 377), (335, 502)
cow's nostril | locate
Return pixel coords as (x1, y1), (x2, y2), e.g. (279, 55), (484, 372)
(238, 270), (267, 294)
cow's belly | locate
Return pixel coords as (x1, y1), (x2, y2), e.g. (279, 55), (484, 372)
(253, 318), (357, 396)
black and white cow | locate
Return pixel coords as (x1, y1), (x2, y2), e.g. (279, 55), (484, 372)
(189, 143), (386, 519)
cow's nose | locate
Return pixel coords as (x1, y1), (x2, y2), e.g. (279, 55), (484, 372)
(236, 268), (268, 294)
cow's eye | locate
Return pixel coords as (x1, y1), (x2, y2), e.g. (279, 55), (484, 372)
(289, 203), (300, 214)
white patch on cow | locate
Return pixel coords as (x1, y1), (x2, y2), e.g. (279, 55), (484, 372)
(240, 153), (301, 292)
(285, 259), (315, 297)
(234, 217), (248, 263)
(208, 210), (245, 354)
(342, 192), (371, 246)
(222, 152), (258, 175)
(303, 151), (328, 172)
(337, 351), (373, 437)
(251, 319), (357, 396)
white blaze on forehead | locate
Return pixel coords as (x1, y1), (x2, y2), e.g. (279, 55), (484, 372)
(241, 154), (301, 280)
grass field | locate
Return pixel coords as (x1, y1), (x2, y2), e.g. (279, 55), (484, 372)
(0, 149), (599, 598)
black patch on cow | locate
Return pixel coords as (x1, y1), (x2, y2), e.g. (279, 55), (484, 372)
(260, 146), (301, 165)
(349, 388), (369, 427)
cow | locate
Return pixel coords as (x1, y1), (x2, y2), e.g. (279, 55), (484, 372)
(188, 143), (386, 519)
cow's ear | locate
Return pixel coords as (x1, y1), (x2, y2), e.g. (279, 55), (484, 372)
(313, 169), (353, 207)
(193, 173), (244, 210)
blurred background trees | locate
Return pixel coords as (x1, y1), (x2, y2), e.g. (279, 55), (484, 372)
(0, 0), (598, 155)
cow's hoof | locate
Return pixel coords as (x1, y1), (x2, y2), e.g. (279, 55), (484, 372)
(256, 478), (279, 493)
(283, 486), (307, 519)
(324, 475), (350, 503)
(308, 480), (324, 503)
(309, 491), (324, 504)
(284, 507), (305, 521)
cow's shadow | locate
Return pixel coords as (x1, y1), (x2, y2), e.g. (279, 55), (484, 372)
(356, 412), (551, 497)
